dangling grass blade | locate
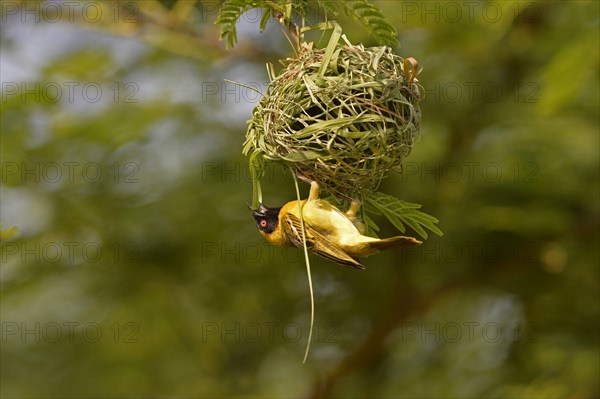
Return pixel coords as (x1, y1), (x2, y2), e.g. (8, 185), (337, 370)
(291, 168), (315, 364)
(249, 151), (265, 209)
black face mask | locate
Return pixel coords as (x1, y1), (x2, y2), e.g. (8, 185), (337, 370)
(248, 203), (282, 234)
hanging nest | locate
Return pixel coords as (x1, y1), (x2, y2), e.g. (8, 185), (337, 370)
(244, 30), (422, 200)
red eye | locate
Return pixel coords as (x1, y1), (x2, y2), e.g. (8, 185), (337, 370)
(260, 220), (268, 228)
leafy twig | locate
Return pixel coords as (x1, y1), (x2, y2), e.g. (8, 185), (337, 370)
(365, 192), (442, 239)
(215, 0), (399, 48)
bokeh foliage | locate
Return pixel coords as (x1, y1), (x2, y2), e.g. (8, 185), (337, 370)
(1, 1), (598, 398)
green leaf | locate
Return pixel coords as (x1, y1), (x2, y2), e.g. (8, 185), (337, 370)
(215, 0), (262, 49)
(340, 0), (399, 46)
(0, 225), (18, 241)
(315, 0), (338, 17)
(281, 150), (327, 161)
(363, 212), (380, 238)
(366, 192), (442, 240)
(259, 6), (272, 32)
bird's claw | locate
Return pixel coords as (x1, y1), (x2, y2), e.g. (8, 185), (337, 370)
(295, 172), (314, 185)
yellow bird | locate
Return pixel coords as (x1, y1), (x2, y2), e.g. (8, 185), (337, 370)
(249, 180), (422, 269)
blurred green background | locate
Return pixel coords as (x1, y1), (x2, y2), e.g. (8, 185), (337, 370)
(1, 1), (598, 398)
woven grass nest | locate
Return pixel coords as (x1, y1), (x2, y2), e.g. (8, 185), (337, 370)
(243, 30), (422, 200)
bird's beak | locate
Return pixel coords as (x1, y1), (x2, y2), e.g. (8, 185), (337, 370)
(247, 202), (265, 217)
(247, 202), (282, 218)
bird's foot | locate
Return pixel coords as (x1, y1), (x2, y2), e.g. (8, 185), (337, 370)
(295, 172), (320, 201)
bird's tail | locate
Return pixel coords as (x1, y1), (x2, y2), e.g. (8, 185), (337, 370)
(368, 235), (422, 251)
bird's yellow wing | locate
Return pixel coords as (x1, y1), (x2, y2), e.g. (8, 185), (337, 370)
(282, 213), (364, 270)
